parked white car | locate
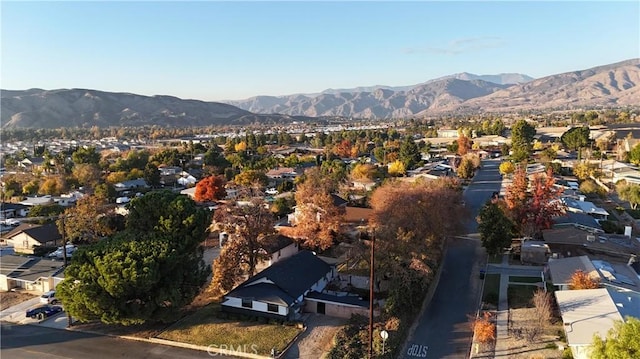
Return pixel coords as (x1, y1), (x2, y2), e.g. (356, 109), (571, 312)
(48, 245), (77, 259)
(1, 218), (20, 226)
(265, 188), (278, 195)
(40, 290), (59, 305)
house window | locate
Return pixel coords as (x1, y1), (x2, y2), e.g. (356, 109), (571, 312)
(267, 304), (278, 313)
(242, 298), (252, 308)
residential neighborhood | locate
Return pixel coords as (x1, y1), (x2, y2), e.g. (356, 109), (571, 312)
(2, 116), (640, 359)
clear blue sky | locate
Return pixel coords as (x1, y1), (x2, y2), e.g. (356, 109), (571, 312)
(2, 1), (639, 101)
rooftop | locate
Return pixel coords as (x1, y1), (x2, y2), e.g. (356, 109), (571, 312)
(555, 288), (624, 346)
(548, 255), (599, 286)
(0, 255), (64, 282)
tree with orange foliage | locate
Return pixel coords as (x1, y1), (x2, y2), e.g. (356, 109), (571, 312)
(333, 139), (354, 158)
(473, 312), (496, 348)
(569, 269), (600, 289)
(370, 177), (465, 266)
(292, 167), (345, 250)
(504, 165), (529, 212)
(370, 177), (466, 314)
(194, 175), (227, 202)
(457, 135), (472, 156)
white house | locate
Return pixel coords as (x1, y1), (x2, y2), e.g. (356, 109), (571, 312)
(436, 129), (459, 138)
(555, 288), (640, 359)
(0, 202), (30, 219)
(19, 196), (55, 207)
(222, 250), (334, 321)
(114, 178), (149, 193)
(561, 196), (609, 220)
(0, 255), (64, 293)
(255, 235), (300, 273)
(177, 174), (197, 187)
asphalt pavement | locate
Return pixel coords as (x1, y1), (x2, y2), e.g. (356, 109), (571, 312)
(1, 322), (234, 359)
(402, 159), (503, 359)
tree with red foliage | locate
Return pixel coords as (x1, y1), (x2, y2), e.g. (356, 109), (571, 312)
(194, 175), (227, 202)
(526, 168), (565, 236)
(505, 167), (565, 237)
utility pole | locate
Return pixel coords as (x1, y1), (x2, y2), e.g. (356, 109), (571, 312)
(368, 230), (375, 359)
(59, 215), (73, 328)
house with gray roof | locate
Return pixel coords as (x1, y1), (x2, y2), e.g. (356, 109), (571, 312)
(1, 223), (62, 254)
(547, 255), (599, 291)
(0, 255), (64, 293)
(222, 250), (334, 321)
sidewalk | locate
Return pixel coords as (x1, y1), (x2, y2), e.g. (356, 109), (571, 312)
(493, 254), (510, 358)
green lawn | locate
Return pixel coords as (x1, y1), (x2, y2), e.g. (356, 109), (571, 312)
(482, 274), (500, 306)
(508, 285), (538, 309)
(509, 276), (542, 283)
(158, 304), (302, 356)
(488, 254), (503, 264)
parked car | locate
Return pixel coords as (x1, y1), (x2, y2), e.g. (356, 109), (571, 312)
(3, 218), (20, 226)
(48, 245), (77, 259)
(40, 290), (58, 304)
(26, 305), (63, 320)
(265, 188), (278, 195)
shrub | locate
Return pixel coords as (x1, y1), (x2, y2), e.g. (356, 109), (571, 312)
(473, 312), (496, 344)
(599, 220), (624, 234)
(33, 245), (57, 257)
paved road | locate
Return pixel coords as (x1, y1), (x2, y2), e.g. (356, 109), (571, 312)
(463, 159), (504, 233)
(1, 322), (234, 359)
(402, 159), (502, 359)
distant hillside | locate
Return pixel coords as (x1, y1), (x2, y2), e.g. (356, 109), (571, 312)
(226, 60), (638, 118)
(225, 78), (509, 119)
(225, 72), (532, 115)
(441, 58), (640, 114)
(0, 89), (308, 129)
(2, 60), (637, 128)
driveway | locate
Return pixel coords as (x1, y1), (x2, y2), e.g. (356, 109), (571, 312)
(0, 295), (69, 329)
(284, 314), (346, 359)
(0, 297), (41, 323)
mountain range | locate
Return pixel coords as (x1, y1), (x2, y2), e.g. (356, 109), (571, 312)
(0, 89), (311, 129)
(1, 59), (638, 129)
(225, 59), (638, 118)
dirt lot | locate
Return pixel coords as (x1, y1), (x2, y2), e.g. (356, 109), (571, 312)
(0, 291), (37, 311)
